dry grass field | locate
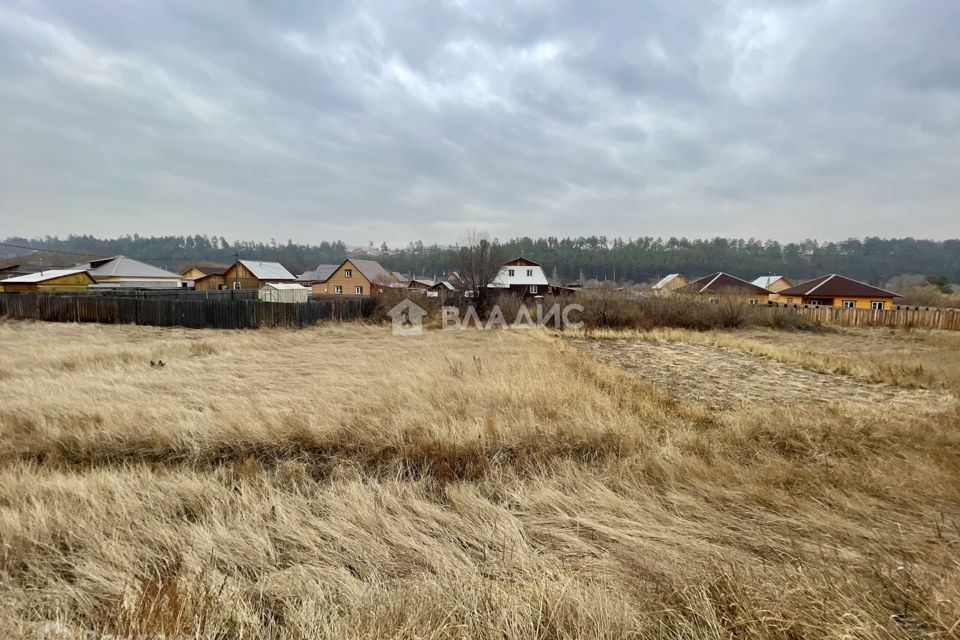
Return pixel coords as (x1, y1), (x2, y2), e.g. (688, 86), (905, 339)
(1, 320), (959, 639)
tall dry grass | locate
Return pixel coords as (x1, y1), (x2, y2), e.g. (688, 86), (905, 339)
(0, 321), (958, 639)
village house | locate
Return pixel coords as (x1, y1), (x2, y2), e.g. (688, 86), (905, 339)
(223, 259), (297, 290)
(180, 264), (230, 291)
(0, 264), (49, 280)
(490, 257), (550, 297)
(79, 256), (183, 287)
(677, 272), (772, 305)
(311, 258), (398, 297)
(776, 274), (899, 310)
(0, 268), (95, 293)
(751, 275), (794, 302)
(405, 278), (435, 292)
(651, 273), (688, 296)
(296, 264), (340, 286)
(426, 280), (456, 298)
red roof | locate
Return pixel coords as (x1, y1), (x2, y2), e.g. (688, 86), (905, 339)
(778, 274), (898, 298)
(679, 272), (771, 295)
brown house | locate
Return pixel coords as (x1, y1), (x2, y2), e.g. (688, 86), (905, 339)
(181, 264), (230, 291)
(777, 274), (899, 310)
(0, 268), (95, 293)
(223, 260), (297, 290)
(311, 259), (399, 297)
(677, 272), (772, 305)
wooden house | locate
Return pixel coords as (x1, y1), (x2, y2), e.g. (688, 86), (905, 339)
(181, 264), (230, 291)
(81, 256), (183, 285)
(223, 259), (297, 290)
(296, 264), (339, 286)
(0, 268), (95, 293)
(777, 274), (899, 310)
(751, 276), (793, 302)
(677, 272), (772, 305)
(311, 259), (399, 297)
(651, 273), (687, 296)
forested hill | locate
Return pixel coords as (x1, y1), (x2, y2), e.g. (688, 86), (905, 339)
(2, 235), (958, 285)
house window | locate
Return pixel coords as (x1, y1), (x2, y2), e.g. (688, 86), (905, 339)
(232, 281), (240, 290)
(508, 269), (515, 277)
(709, 298), (719, 304)
(786, 298), (793, 304)
(871, 301), (885, 310)
(355, 286), (363, 295)
(749, 299), (758, 305)
(530, 285), (538, 294)
(526, 269), (533, 277)
(345, 269), (352, 278)
(809, 299), (820, 306)
(842, 300), (856, 309)
(335, 285), (342, 295)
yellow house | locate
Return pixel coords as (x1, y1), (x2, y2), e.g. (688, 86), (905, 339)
(677, 272), (772, 305)
(181, 264), (230, 291)
(311, 259), (399, 297)
(651, 273), (688, 296)
(751, 275), (793, 302)
(777, 274), (899, 310)
(0, 268), (95, 293)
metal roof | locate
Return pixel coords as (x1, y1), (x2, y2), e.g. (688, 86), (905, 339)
(237, 259), (296, 280)
(297, 264), (339, 282)
(346, 259), (396, 284)
(778, 274), (899, 298)
(652, 273), (682, 289)
(0, 268), (89, 283)
(680, 272), (771, 295)
(751, 275), (788, 288)
(83, 256), (181, 279)
(263, 283), (309, 290)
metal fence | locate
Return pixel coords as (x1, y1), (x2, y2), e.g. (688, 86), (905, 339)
(0, 293), (374, 329)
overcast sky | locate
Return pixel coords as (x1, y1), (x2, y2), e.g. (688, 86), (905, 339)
(0, 1), (957, 246)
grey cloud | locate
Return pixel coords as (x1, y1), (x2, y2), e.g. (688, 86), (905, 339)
(0, 0), (957, 244)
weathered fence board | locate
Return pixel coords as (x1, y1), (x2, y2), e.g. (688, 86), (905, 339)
(767, 303), (960, 331)
(0, 293), (374, 329)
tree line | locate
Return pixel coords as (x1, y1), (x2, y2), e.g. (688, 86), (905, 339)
(2, 234), (958, 286)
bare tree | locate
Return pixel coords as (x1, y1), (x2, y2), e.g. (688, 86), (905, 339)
(456, 230), (504, 311)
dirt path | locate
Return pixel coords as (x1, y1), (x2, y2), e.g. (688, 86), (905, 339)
(569, 337), (950, 411)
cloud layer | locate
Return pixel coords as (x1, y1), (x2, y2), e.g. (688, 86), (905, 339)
(1, 0), (958, 244)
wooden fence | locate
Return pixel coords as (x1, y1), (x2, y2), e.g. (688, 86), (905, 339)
(769, 303), (960, 331)
(0, 293), (375, 329)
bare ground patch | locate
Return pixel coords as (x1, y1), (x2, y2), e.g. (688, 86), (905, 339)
(569, 336), (953, 411)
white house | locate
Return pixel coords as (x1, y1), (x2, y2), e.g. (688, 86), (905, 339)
(490, 257), (550, 297)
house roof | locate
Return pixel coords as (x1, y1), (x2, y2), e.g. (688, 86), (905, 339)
(681, 272), (771, 295)
(263, 283), (310, 290)
(1, 268), (90, 283)
(751, 275), (790, 289)
(408, 278), (435, 287)
(183, 264), (229, 277)
(778, 274), (899, 298)
(652, 273), (683, 290)
(502, 257), (540, 267)
(344, 259), (396, 284)
(429, 280), (456, 291)
(237, 259), (296, 281)
(297, 264), (339, 282)
(84, 256), (181, 279)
